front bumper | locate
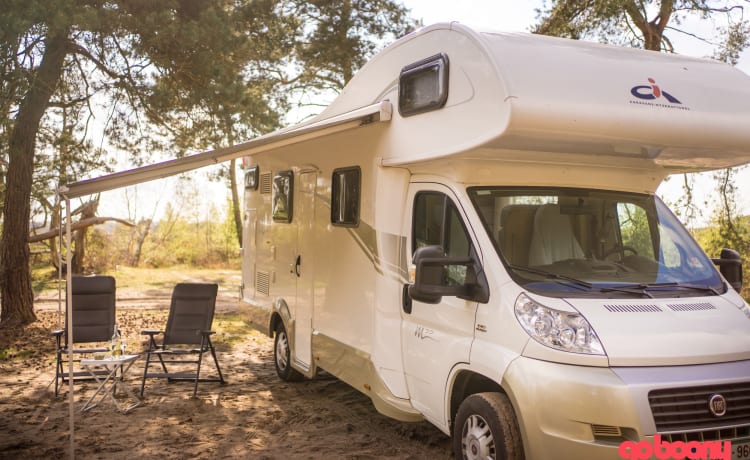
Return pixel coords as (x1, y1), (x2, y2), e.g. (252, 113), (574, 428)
(502, 357), (750, 460)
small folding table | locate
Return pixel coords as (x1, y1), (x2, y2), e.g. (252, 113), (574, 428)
(80, 354), (143, 414)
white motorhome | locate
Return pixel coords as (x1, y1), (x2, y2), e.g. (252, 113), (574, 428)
(237, 23), (750, 459)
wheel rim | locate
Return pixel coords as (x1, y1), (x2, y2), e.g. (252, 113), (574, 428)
(461, 413), (495, 460)
(276, 330), (290, 370)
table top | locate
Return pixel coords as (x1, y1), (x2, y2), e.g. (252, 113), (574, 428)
(80, 354), (139, 366)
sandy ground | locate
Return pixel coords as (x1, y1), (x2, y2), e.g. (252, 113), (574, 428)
(0, 295), (453, 459)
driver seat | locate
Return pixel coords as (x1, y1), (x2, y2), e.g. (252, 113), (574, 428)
(528, 204), (585, 266)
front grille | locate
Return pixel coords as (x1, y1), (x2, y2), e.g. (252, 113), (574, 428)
(649, 382), (750, 432)
(661, 425), (750, 442)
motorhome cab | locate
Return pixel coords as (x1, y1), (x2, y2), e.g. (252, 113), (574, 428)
(239, 23), (750, 459)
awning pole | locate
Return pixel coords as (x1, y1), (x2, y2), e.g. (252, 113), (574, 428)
(57, 198), (63, 328)
(64, 192), (75, 459)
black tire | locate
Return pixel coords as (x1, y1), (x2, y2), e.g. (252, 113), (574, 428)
(273, 322), (303, 382)
(453, 392), (524, 460)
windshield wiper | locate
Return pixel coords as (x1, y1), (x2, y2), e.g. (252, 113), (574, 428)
(601, 282), (721, 298)
(600, 284), (655, 298)
(508, 264), (593, 291)
(644, 282), (721, 296)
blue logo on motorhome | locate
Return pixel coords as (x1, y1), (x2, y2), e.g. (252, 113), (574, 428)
(631, 78), (681, 104)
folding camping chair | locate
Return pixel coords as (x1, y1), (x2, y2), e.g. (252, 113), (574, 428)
(52, 275), (117, 397)
(140, 283), (225, 397)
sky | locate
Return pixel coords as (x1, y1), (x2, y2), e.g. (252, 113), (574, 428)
(99, 1), (750, 227)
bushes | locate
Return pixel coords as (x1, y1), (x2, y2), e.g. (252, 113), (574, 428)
(83, 204), (240, 272)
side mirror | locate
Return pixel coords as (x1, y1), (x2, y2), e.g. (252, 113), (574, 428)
(408, 245), (489, 304)
(712, 248), (743, 292)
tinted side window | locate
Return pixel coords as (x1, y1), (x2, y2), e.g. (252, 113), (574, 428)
(272, 171), (294, 223)
(331, 167), (360, 226)
(413, 192), (445, 250)
(412, 192), (471, 285)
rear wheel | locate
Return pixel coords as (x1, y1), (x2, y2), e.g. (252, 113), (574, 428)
(273, 322), (303, 381)
(454, 392), (524, 460)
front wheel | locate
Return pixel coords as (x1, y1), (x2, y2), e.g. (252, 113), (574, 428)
(273, 322), (303, 382)
(454, 392), (524, 460)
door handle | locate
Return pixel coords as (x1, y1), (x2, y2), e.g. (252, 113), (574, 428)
(402, 284), (412, 314)
(294, 255), (301, 277)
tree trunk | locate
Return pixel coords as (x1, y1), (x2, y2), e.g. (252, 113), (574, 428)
(229, 158), (243, 248)
(49, 198), (61, 270)
(130, 219), (153, 267)
(625, 0), (673, 51)
(0, 30), (69, 328)
(71, 198), (98, 274)
(224, 120), (243, 248)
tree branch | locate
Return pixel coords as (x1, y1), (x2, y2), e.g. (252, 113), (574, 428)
(28, 216), (135, 243)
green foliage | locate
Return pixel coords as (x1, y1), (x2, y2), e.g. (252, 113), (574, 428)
(84, 210), (241, 272)
(221, 197), (240, 260)
(2, 0), (416, 326)
(534, 0), (630, 44)
(692, 168), (750, 298)
(534, 1), (750, 52)
(713, 20), (750, 65)
(693, 222), (750, 299)
(290, 0), (417, 91)
(618, 203), (655, 258)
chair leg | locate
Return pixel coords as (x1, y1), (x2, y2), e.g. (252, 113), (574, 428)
(193, 338), (206, 397)
(156, 353), (170, 380)
(55, 350), (63, 397)
(141, 335), (170, 396)
(207, 337), (225, 384)
(140, 351), (150, 397)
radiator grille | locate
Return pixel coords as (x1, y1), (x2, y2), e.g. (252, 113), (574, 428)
(649, 382), (750, 432)
(255, 270), (270, 296)
(660, 425), (750, 442)
(259, 173), (273, 194)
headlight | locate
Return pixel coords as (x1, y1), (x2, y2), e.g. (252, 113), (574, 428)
(514, 293), (605, 355)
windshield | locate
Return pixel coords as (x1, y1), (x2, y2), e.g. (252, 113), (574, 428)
(468, 187), (725, 297)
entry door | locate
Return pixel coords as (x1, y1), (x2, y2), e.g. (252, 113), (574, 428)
(294, 171), (316, 370)
(401, 184), (479, 426)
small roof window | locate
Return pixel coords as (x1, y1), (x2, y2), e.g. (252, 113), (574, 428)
(398, 53), (449, 117)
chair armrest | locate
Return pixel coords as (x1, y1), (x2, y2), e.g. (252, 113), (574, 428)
(141, 329), (163, 336)
(199, 330), (216, 336)
(51, 329), (64, 337)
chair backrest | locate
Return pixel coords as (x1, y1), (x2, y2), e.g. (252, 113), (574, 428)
(528, 204), (585, 266)
(163, 283), (219, 346)
(67, 275), (116, 344)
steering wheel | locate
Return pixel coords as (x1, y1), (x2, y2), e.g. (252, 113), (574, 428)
(603, 245), (638, 259)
